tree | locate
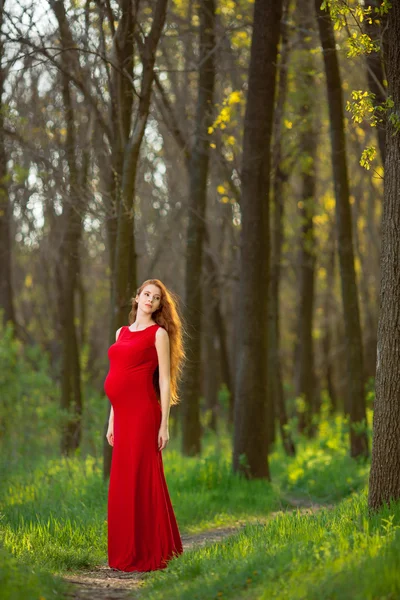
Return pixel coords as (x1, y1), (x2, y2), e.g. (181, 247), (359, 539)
(0, 0), (15, 332)
(181, 0), (216, 456)
(314, 0), (369, 458)
(48, 0), (168, 471)
(363, 0), (387, 165)
(293, 0), (318, 435)
(233, 0), (283, 479)
(269, 0), (295, 456)
(368, 3), (400, 511)
(54, 17), (89, 455)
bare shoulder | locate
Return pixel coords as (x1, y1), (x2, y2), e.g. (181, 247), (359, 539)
(116, 326), (123, 341)
(155, 326), (169, 342)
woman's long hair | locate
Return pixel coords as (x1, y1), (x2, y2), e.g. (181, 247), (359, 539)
(128, 279), (186, 406)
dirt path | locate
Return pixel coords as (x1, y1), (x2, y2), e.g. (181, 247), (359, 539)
(61, 500), (332, 600)
(62, 525), (249, 600)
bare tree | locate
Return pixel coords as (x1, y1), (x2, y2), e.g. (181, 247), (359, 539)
(293, 0), (318, 435)
(269, 0), (295, 456)
(181, 0), (216, 456)
(0, 0), (16, 332)
(233, 0), (283, 479)
(314, 0), (369, 458)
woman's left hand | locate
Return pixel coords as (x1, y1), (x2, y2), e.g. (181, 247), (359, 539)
(158, 425), (169, 451)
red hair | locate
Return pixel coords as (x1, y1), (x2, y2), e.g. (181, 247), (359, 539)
(128, 279), (186, 406)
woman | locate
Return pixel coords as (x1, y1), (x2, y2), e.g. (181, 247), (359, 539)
(104, 278), (186, 571)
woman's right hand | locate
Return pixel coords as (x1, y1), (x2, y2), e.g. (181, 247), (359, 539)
(106, 422), (114, 446)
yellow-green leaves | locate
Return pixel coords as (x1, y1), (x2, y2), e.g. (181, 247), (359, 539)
(347, 33), (379, 58)
(208, 90), (244, 158)
(208, 89), (244, 136)
(360, 146), (377, 170)
(346, 90), (376, 125)
(320, 0), (391, 31)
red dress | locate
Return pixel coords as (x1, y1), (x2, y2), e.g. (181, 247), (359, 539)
(104, 324), (183, 571)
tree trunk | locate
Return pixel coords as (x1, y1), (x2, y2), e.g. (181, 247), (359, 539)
(314, 0), (369, 458)
(269, 0), (295, 456)
(368, 3), (400, 511)
(364, 0), (387, 165)
(293, 0), (317, 436)
(233, 0), (283, 479)
(203, 231), (234, 427)
(214, 293), (234, 426)
(352, 185), (378, 381)
(52, 7), (85, 455)
(181, 0), (216, 456)
(105, 0), (168, 478)
(203, 311), (219, 433)
(322, 226), (338, 414)
(0, 3), (15, 333)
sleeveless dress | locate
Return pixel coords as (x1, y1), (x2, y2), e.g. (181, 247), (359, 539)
(104, 324), (183, 571)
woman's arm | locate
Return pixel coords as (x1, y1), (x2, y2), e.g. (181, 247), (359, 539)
(108, 330), (121, 427)
(155, 328), (171, 449)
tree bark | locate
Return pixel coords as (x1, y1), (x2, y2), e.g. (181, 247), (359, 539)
(0, 1), (15, 333)
(352, 184), (378, 381)
(293, 0), (317, 436)
(269, 0), (295, 456)
(181, 0), (216, 456)
(106, 0), (168, 478)
(314, 0), (369, 458)
(368, 2), (400, 511)
(364, 0), (387, 165)
(233, 0), (283, 479)
(55, 22), (86, 456)
(321, 225), (338, 414)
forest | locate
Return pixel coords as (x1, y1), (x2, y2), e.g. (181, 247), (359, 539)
(1, 0), (400, 598)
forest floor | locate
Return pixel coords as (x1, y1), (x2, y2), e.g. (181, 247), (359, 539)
(61, 498), (331, 600)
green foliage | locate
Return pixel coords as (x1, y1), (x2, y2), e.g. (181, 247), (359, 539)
(1, 408), (370, 572)
(346, 90), (378, 125)
(0, 348), (385, 599)
(319, 1), (393, 172)
(141, 490), (400, 600)
(271, 410), (370, 502)
(0, 546), (68, 600)
(347, 32), (378, 58)
(320, 0), (392, 31)
(0, 454), (108, 572)
(346, 91), (400, 169)
(360, 145), (377, 170)
(0, 319), (63, 459)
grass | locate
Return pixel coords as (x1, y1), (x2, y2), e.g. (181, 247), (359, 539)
(4, 318), (394, 598)
(140, 490), (400, 600)
(1, 410), (379, 599)
(0, 545), (67, 600)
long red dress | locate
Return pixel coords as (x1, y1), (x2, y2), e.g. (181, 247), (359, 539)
(104, 323), (183, 571)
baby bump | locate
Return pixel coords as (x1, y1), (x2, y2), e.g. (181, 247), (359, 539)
(104, 367), (159, 407)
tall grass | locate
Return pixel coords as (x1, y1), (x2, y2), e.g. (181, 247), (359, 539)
(140, 490), (400, 600)
(1, 323), (389, 599)
(1, 414), (373, 597)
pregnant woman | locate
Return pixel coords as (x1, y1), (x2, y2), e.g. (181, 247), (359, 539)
(104, 278), (185, 571)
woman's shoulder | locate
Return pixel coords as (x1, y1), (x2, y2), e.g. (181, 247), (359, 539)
(116, 326), (125, 341)
(155, 324), (168, 338)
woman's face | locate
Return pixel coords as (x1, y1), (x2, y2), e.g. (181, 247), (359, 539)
(136, 285), (162, 315)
